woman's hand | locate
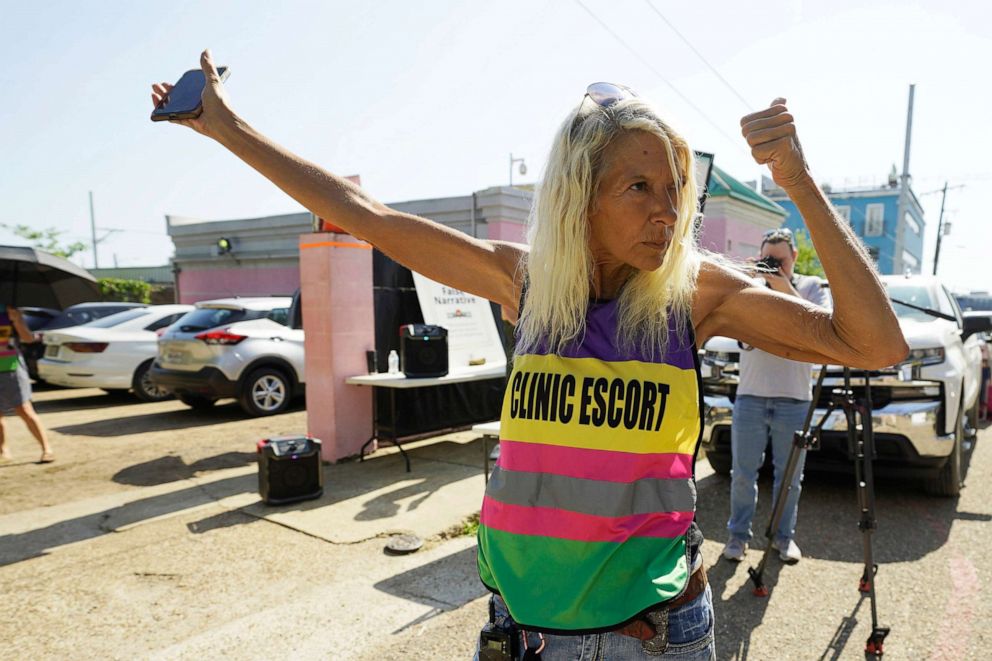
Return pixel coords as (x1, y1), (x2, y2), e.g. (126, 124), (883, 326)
(150, 49), (235, 140)
(741, 98), (811, 190)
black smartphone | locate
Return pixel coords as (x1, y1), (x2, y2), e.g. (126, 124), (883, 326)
(150, 66), (229, 122)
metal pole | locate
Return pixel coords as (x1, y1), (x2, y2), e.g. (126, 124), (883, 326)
(932, 182), (948, 276)
(509, 153), (514, 187)
(470, 192), (478, 238)
(894, 84), (914, 274)
(89, 190), (99, 269)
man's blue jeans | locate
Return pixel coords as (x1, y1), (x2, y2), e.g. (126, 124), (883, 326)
(727, 395), (810, 544)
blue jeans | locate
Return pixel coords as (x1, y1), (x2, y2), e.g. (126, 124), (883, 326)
(473, 586), (715, 660)
(727, 395), (809, 544)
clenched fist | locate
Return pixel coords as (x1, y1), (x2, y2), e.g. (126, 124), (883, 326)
(741, 98), (811, 190)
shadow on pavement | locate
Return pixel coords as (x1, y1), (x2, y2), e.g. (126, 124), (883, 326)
(707, 556), (782, 661)
(52, 404), (250, 436)
(33, 392), (131, 414)
(2, 435), (485, 566)
(51, 398), (307, 437)
(0, 472), (255, 567)
(112, 452), (257, 486)
(373, 545), (487, 633)
(695, 461), (990, 564)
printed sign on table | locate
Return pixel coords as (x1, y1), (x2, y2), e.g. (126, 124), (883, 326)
(411, 271), (506, 371)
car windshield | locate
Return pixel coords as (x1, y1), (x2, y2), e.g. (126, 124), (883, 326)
(21, 312), (55, 331)
(85, 308), (151, 328)
(886, 284), (937, 322)
(175, 307), (251, 332)
(47, 305), (138, 329)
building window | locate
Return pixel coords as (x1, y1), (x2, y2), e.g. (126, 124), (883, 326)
(835, 205), (851, 222)
(865, 203), (885, 237)
(902, 250), (919, 271)
(904, 213), (921, 235)
(867, 247), (880, 263)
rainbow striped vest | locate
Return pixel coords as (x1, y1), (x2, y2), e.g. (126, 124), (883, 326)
(0, 310), (19, 373)
(477, 297), (702, 632)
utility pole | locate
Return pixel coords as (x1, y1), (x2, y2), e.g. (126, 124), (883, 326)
(931, 182), (965, 276)
(932, 182), (947, 276)
(894, 84), (915, 274)
(89, 190), (98, 269)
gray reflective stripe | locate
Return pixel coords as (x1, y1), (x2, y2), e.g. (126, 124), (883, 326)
(486, 467), (696, 517)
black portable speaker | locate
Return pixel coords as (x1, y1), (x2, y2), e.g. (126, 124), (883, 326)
(399, 324), (449, 378)
(257, 436), (324, 505)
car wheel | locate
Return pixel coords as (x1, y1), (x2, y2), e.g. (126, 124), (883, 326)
(132, 360), (174, 403)
(239, 367), (291, 417)
(925, 396), (965, 497)
(706, 451), (732, 476)
(178, 394), (217, 411)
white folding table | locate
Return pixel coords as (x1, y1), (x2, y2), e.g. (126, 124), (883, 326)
(346, 363), (507, 471)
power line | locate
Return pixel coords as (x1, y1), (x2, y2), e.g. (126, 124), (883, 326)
(641, 0), (753, 111)
(571, 0), (749, 156)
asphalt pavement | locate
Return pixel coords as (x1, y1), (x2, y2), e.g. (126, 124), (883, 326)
(0, 387), (989, 659)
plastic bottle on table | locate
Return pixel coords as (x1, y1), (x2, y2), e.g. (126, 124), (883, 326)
(387, 349), (400, 374)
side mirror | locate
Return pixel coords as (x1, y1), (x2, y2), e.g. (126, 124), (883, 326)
(962, 313), (992, 342)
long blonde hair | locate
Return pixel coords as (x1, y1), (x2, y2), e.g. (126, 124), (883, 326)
(516, 96), (701, 360)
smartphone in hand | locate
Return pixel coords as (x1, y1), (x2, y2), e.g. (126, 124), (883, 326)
(151, 66), (229, 122)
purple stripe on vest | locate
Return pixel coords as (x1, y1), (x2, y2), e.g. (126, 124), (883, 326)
(529, 300), (696, 369)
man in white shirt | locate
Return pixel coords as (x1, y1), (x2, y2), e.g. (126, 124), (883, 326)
(722, 228), (828, 564)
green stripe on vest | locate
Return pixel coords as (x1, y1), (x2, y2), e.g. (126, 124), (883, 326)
(0, 354), (18, 373)
(477, 525), (688, 631)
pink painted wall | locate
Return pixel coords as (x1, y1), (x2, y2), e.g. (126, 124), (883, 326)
(178, 266), (300, 304)
(298, 233), (374, 462)
(487, 220), (527, 243)
(698, 214), (770, 260)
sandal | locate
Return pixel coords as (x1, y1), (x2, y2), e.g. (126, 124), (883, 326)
(39, 452), (55, 464)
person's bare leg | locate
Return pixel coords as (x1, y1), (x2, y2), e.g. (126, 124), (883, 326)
(15, 402), (53, 461)
(0, 415), (10, 460)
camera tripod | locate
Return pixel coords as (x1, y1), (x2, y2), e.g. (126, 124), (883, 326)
(746, 366), (891, 658)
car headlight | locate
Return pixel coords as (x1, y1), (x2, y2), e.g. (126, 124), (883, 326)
(902, 347), (945, 366)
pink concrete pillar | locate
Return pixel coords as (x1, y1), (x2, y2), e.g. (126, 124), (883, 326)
(299, 233), (374, 462)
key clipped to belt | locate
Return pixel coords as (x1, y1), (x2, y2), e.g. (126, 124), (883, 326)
(640, 607), (670, 656)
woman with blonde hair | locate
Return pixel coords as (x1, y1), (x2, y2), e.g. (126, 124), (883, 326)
(152, 52), (906, 659)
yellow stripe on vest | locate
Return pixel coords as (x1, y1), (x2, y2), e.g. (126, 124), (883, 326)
(500, 353), (700, 455)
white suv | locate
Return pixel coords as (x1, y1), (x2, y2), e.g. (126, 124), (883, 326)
(700, 274), (990, 496)
(150, 295), (305, 416)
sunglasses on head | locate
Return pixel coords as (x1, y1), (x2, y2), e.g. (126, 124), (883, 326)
(584, 82), (638, 108)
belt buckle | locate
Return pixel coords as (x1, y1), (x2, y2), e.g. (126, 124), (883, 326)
(640, 606), (669, 656)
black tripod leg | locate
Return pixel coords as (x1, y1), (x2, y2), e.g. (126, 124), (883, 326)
(749, 366), (828, 597)
(849, 368), (889, 658)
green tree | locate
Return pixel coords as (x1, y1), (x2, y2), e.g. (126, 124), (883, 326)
(793, 230), (825, 277)
(98, 278), (151, 304)
(1, 223), (87, 258)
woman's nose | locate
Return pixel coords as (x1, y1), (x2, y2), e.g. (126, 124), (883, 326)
(650, 189), (678, 226)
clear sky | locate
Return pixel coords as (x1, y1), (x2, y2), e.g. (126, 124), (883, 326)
(2, 0), (989, 293)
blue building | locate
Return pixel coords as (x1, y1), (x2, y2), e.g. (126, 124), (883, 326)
(763, 176), (926, 275)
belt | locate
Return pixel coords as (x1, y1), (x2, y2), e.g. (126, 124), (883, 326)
(615, 564), (708, 642)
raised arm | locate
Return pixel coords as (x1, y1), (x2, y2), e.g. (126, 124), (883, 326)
(152, 51), (526, 312)
(694, 98), (908, 369)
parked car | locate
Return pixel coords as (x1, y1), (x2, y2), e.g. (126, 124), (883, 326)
(20, 302), (146, 381)
(37, 305), (193, 401)
(18, 307), (61, 331)
(700, 274), (991, 496)
(150, 295), (304, 416)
